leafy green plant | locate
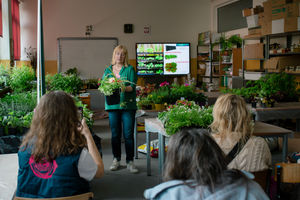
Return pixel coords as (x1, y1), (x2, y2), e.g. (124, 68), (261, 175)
(169, 84), (206, 105)
(219, 34), (242, 54)
(0, 64), (10, 88)
(158, 100), (213, 135)
(98, 74), (125, 96)
(46, 73), (83, 95)
(8, 65), (35, 93)
(75, 98), (94, 128)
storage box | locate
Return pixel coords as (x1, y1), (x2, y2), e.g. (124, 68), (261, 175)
(244, 60), (261, 70)
(271, 0), (287, 20)
(272, 18), (285, 33)
(285, 2), (300, 18)
(244, 43), (264, 59)
(244, 71), (266, 80)
(284, 16), (300, 32)
(243, 8), (254, 17)
(246, 14), (259, 28)
(248, 27), (262, 35)
(264, 56), (300, 71)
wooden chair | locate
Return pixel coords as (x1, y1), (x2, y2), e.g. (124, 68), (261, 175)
(275, 163), (300, 200)
(252, 168), (272, 194)
(14, 192), (94, 200)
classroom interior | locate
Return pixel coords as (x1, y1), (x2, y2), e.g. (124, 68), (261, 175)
(1, 0), (300, 199)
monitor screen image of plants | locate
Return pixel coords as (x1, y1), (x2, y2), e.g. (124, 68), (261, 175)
(136, 43), (190, 75)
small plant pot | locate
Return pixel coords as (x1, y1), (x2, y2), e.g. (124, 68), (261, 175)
(105, 90), (120, 105)
(154, 104), (164, 111)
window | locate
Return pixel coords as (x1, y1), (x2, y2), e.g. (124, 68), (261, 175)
(11, 0), (20, 60)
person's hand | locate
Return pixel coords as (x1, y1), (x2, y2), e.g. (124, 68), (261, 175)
(121, 85), (126, 92)
(80, 118), (92, 138)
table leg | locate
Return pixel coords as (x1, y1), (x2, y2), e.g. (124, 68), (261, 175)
(134, 119), (138, 159)
(146, 131), (151, 176)
(296, 119), (300, 132)
(282, 135), (288, 162)
(158, 133), (165, 177)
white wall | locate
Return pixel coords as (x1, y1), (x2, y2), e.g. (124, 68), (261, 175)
(0, 0), (10, 60)
(14, 0), (211, 61)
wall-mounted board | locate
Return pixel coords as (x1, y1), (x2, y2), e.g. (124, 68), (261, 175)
(57, 37), (118, 79)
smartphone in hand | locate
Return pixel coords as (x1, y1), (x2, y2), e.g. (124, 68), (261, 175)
(78, 107), (83, 121)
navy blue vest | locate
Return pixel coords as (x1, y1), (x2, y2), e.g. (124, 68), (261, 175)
(16, 148), (90, 198)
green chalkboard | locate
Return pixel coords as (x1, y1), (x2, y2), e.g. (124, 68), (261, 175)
(218, 0), (253, 33)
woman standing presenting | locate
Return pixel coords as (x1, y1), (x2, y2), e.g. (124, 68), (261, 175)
(102, 45), (138, 173)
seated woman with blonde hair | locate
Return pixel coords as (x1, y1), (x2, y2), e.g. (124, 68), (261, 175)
(210, 93), (271, 172)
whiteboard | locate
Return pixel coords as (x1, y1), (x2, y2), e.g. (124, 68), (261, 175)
(57, 37), (118, 79)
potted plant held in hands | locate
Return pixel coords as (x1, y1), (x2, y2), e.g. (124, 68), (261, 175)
(98, 74), (124, 105)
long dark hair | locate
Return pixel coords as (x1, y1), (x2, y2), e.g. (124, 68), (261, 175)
(163, 127), (246, 191)
(21, 91), (86, 163)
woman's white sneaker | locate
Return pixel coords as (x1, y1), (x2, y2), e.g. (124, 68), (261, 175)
(110, 158), (120, 171)
(127, 161), (138, 173)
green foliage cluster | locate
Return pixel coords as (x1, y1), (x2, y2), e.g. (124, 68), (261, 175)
(143, 83), (207, 106)
(0, 64), (10, 88)
(0, 67), (94, 134)
(158, 100), (213, 135)
(0, 92), (37, 130)
(98, 74), (124, 96)
(219, 34), (242, 53)
(8, 65), (36, 93)
(169, 84), (207, 105)
(224, 73), (299, 103)
(46, 73), (83, 95)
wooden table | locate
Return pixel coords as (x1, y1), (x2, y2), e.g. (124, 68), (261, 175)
(252, 102), (300, 132)
(144, 118), (293, 176)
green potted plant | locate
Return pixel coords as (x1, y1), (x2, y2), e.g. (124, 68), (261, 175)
(8, 65), (36, 93)
(219, 34), (242, 62)
(158, 100), (213, 135)
(46, 73), (83, 95)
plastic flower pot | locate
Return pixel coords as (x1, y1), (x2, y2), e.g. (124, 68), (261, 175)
(105, 89), (120, 105)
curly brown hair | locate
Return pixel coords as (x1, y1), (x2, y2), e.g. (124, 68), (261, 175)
(20, 91), (86, 163)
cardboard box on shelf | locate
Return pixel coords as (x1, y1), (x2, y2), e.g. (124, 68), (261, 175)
(271, 0), (287, 20)
(244, 60), (261, 71)
(263, 0), (272, 20)
(248, 27), (262, 35)
(243, 8), (253, 17)
(272, 18), (285, 33)
(247, 14), (259, 28)
(285, 1), (300, 18)
(264, 56), (300, 71)
(284, 16), (300, 32)
(244, 43), (264, 59)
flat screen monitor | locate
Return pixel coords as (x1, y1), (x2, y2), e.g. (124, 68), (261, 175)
(136, 43), (190, 76)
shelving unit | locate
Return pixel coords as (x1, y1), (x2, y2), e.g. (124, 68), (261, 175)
(242, 31), (300, 88)
(196, 44), (220, 90)
(197, 44), (242, 90)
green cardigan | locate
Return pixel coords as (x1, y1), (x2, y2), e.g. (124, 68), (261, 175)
(102, 65), (137, 110)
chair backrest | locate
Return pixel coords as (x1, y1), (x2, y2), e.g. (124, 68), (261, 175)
(275, 163), (300, 183)
(14, 192), (94, 200)
(252, 168), (272, 193)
